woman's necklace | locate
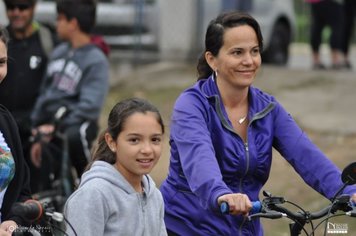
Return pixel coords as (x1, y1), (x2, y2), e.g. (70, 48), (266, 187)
(238, 116), (247, 124)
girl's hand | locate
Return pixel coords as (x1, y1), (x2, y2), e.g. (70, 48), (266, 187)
(218, 193), (252, 216)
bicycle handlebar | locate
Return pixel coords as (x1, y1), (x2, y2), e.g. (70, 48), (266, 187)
(218, 162), (356, 235)
(220, 193), (356, 222)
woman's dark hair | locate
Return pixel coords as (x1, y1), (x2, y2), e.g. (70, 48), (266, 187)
(197, 11), (264, 80)
(0, 26), (9, 48)
(56, 0), (96, 34)
(87, 98), (165, 170)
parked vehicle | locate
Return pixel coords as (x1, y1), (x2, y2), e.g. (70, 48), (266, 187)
(198, 0), (296, 65)
(250, 0), (296, 65)
(0, 0), (295, 64)
(33, 0), (159, 50)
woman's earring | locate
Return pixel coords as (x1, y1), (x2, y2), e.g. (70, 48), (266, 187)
(212, 70), (218, 81)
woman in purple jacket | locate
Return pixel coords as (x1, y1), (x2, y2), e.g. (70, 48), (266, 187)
(160, 11), (356, 236)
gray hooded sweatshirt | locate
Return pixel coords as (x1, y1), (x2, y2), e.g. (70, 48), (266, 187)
(31, 42), (109, 128)
(64, 161), (167, 236)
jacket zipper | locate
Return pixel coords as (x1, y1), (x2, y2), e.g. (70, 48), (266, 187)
(238, 103), (275, 234)
(213, 95), (276, 235)
(138, 193), (146, 236)
(239, 141), (250, 234)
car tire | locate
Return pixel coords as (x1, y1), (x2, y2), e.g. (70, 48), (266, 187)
(262, 21), (291, 65)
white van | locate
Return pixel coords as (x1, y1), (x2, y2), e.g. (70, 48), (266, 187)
(0, 0), (296, 65)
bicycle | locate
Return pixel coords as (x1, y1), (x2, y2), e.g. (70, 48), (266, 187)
(221, 162), (356, 236)
(29, 107), (77, 235)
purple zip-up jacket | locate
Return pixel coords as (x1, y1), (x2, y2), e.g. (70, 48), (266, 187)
(160, 76), (356, 236)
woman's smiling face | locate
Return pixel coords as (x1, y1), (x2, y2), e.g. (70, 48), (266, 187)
(206, 24), (261, 89)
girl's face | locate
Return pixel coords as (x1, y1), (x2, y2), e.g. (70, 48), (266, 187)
(0, 40), (8, 83)
(206, 25), (261, 89)
(107, 112), (163, 183)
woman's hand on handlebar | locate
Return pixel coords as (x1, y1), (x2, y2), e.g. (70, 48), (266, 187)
(218, 193), (252, 216)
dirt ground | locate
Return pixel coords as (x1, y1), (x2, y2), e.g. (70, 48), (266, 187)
(103, 62), (356, 235)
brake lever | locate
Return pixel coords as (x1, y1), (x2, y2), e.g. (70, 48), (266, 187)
(331, 194), (353, 213)
(248, 211), (286, 221)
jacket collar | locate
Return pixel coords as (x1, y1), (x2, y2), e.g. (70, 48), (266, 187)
(198, 75), (276, 122)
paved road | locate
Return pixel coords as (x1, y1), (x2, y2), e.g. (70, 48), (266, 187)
(109, 43), (356, 135)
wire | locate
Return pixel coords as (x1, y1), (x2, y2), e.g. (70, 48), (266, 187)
(322, 201), (336, 236)
(309, 218), (315, 236)
(63, 214), (78, 236)
(284, 200), (313, 235)
(48, 222), (69, 236)
(285, 200), (315, 235)
(284, 215), (309, 235)
(309, 213), (345, 236)
(285, 200), (308, 215)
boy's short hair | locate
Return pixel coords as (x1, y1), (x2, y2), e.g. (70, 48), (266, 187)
(56, 0), (96, 34)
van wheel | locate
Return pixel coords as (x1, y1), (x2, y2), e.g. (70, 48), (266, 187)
(262, 22), (290, 65)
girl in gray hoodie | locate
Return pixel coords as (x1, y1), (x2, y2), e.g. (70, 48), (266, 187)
(64, 98), (167, 236)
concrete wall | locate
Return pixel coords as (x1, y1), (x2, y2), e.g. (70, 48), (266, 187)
(157, 0), (199, 60)
(157, 0), (223, 61)
(0, 2), (8, 26)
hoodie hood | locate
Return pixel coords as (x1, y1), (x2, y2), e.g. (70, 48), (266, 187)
(80, 160), (156, 196)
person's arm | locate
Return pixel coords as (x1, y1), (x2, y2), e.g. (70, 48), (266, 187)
(1, 107), (32, 226)
(30, 75), (50, 128)
(272, 102), (356, 200)
(5, 150), (32, 227)
(61, 57), (109, 128)
(64, 187), (108, 236)
(170, 93), (232, 211)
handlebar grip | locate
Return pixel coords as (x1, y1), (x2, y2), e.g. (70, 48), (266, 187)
(220, 201), (229, 214)
(220, 201), (262, 214)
